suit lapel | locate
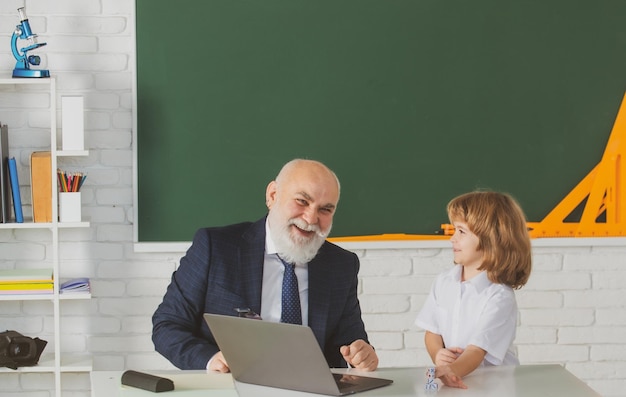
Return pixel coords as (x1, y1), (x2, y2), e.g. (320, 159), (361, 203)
(238, 218), (266, 315)
(307, 245), (332, 347)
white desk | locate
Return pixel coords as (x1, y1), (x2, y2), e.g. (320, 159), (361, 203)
(91, 365), (601, 397)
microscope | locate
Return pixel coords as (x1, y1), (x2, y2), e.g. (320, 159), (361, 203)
(11, 7), (50, 78)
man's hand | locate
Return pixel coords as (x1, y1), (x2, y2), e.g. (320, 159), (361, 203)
(434, 347), (463, 366)
(207, 351), (230, 373)
(340, 340), (378, 371)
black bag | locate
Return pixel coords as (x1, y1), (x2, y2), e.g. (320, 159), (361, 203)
(0, 330), (48, 369)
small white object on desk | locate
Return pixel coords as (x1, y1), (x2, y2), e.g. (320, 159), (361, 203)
(425, 367), (439, 392)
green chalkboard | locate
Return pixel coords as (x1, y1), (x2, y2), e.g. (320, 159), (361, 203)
(136, 0), (626, 242)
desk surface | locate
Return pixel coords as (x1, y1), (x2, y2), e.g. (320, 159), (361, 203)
(91, 365), (601, 397)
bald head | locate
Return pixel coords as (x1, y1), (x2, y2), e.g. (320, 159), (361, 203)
(274, 159), (340, 200)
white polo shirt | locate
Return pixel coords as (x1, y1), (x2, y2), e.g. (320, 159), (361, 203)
(415, 265), (519, 366)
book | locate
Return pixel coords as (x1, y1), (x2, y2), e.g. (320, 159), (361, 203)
(30, 151), (52, 222)
(0, 123), (10, 223)
(0, 289), (53, 295)
(60, 277), (90, 294)
(0, 268), (53, 283)
(8, 157), (23, 223)
(0, 282), (53, 291)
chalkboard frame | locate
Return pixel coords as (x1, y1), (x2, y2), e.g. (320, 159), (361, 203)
(132, 0), (626, 248)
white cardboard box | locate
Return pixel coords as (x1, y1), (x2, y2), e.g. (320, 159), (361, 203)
(61, 96), (84, 150)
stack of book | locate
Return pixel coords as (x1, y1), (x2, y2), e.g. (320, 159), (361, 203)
(0, 268), (53, 295)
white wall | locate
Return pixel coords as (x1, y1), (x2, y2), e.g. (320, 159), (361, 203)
(0, 1), (624, 396)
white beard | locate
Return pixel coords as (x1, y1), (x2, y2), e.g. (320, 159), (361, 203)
(269, 216), (330, 265)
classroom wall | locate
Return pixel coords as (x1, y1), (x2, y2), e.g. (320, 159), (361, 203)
(0, 1), (624, 396)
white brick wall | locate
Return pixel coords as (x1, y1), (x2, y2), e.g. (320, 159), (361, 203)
(1, 1), (625, 396)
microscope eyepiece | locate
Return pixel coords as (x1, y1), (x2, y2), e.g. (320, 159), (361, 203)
(17, 7), (27, 22)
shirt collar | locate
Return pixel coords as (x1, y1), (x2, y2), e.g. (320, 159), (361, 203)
(265, 218), (278, 255)
(466, 269), (492, 293)
(453, 264), (493, 293)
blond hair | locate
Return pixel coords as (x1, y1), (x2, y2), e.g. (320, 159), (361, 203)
(447, 191), (532, 289)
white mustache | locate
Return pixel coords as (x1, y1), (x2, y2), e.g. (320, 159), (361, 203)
(289, 219), (328, 238)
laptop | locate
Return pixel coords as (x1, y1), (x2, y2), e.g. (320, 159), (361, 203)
(203, 313), (393, 396)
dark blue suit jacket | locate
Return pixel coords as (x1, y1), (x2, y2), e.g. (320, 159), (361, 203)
(152, 217), (370, 370)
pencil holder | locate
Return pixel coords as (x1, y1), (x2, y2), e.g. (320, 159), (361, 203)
(59, 192), (81, 223)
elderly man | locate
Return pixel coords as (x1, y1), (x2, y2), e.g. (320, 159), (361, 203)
(152, 159), (378, 372)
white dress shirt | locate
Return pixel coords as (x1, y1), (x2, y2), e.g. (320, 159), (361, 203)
(415, 265), (519, 366)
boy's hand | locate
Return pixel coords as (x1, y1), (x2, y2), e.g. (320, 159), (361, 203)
(434, 347), (463, 366)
